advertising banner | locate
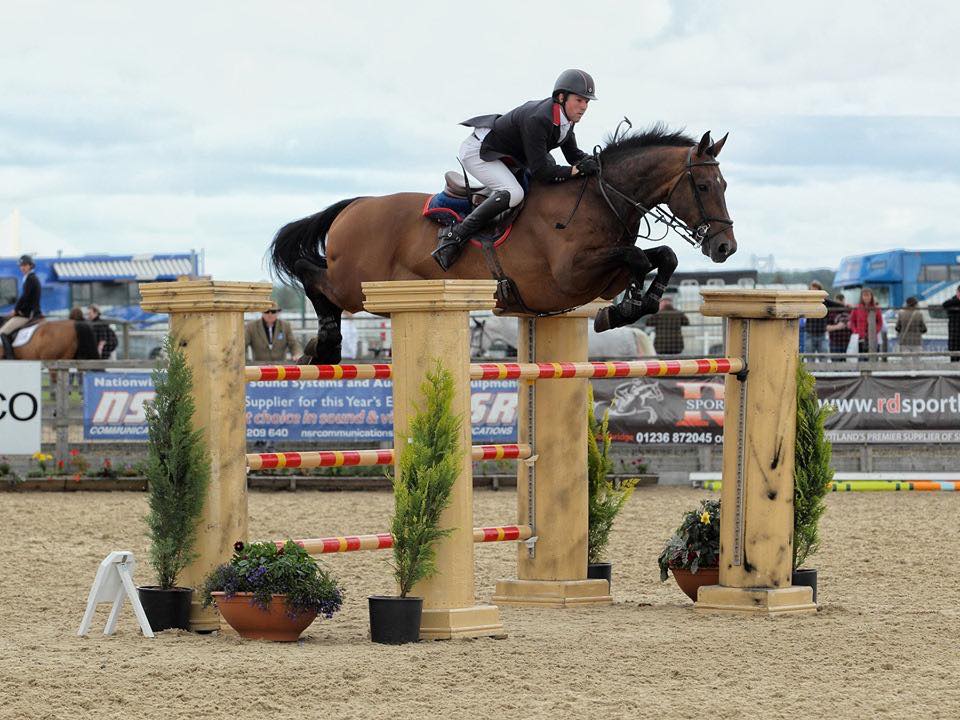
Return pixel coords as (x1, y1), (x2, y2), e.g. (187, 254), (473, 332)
(84, 372), (518, 444)
(83, 371), (960, 446)
(817, 374), (960, 443)
(592, 376), (726, 446)
(0, 361), (42, 454)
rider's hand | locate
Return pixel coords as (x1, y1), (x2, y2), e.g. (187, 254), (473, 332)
(575, 156), (599, 176)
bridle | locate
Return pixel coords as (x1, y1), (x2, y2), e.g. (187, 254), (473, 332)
(585, 143), (735, 249)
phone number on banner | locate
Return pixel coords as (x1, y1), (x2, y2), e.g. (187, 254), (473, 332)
(635, 431), (723, 444)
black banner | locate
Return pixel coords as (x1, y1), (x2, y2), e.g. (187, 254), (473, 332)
(818, 375), (960, 443)
(592, 374), (960, 445)
(592, 377), (725, 445)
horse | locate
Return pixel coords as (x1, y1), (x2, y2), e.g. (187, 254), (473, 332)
(270, 125), (736, 364)
(470, 312), (655, 360)
(0, 319), (99, 360)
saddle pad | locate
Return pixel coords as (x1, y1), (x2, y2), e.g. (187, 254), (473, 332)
(13, 323), (39, 347)
(421, 194), (515, 248)
(422, 191), (472, 225)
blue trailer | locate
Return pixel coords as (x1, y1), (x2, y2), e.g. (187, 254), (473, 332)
(0, 252), (199, 325)
(833, 249), (960, 308)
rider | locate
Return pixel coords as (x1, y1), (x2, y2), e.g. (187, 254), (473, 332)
(432, 69), (601, 271)
(0, 255), (41, 359)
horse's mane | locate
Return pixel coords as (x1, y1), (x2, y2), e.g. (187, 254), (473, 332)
(599, 123), (695, 163)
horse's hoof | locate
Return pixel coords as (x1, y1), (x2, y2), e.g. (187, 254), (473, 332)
(594, 307), (614, 333)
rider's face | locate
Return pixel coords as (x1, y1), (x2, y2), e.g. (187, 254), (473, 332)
(562, 94), (590, 123)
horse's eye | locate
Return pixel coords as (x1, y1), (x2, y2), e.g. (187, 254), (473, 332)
(697, 184), (709, 192)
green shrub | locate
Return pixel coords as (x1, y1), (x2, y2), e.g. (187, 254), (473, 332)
(390, 361), (460, 598)
(794, 363), (833, 569)
(143, 335), (211, 590)
(587, 386), (638, 564)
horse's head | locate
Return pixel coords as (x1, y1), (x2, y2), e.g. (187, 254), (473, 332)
(665, 131), (737, 263)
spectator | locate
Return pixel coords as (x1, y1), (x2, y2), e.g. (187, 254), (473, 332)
(895, 297), (926, 354)
(804, 280), (829, 356)
(942, 285), (960, 362)
(826, 293), (852, 361)
(848, 288), (883, 357)
(245, 301), (302, 362)
(68, 307), (84, 321)
(643, 297), (689, 355)
(86, 305), (119, 359)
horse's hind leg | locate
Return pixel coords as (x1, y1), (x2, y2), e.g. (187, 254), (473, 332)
(294, 259), (343, 365)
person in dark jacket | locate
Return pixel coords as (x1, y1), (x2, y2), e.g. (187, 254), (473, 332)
(895, 296), (926, 353)
(432, 69), (599, 270)
(943, 285), (960, 362)
(826, 293), (852, 361)
(0, 255), (41, 359)
(86, 305), (118, 359)
(643, 297), (690, 355)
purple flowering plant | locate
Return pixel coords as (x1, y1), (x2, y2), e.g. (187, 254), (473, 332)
(201, 540), (344, 619)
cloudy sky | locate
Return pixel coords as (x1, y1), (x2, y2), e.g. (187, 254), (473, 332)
(1, 0), (958, 280)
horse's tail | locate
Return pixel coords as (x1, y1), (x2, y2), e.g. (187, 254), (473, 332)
(269, 197), (360, 284)
(73, 321), (99, 359)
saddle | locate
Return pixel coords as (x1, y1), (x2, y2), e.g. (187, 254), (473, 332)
(422, 170), (542, 314)
(0, 317), (39, 359)
(421, 170), (526, 247)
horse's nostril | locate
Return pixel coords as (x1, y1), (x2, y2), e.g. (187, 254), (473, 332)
(718, 243), (729, 256)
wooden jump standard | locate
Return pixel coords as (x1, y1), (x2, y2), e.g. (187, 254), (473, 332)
(140, 278), (825, 632)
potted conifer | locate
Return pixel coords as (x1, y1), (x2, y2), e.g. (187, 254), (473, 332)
(792, 363), (833, 603)
(368, 362), (459, 644)
(138, 335), (210, 631)
(587, 388), (638, 587)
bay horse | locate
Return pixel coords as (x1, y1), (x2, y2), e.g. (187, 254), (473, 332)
(270, 126), (736, 363)
(0, 320), (99, 360)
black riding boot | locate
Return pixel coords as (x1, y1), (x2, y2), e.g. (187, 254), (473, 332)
(432, 190), (511, 271)
(0, 333), (14, 360)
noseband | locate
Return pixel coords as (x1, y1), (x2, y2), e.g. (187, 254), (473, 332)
(589, 145), (735, 249)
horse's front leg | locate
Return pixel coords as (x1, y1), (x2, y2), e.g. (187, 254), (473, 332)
(594, 245), (678, 332)
(639, 245), (679, 309)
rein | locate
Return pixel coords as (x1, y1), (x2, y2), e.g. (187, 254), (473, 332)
(558, 144), (734, 248)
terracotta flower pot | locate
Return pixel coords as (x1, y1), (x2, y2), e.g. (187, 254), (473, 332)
(211, 592), (317, 641)
(670, 566), (719, 602)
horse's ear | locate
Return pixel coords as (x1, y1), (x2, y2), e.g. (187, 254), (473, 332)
(696, 131), (712, 156)
(707, 132), (728, 158)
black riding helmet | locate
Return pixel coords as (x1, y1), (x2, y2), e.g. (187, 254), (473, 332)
(553, 69), (597, 101)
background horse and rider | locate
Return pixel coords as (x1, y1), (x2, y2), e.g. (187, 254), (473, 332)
(270, 125), (736, 364)
(0, 320), (99, 360)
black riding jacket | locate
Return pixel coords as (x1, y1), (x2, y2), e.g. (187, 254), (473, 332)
(14, 271), (41, 318)
(461, 98), (587, 184)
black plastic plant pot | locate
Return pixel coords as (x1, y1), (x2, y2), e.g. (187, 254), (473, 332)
(368, 595), (423, 644)
(587, 562), (613, 588)
(137, 586), (193, 632)
(791, 568), (818, 603)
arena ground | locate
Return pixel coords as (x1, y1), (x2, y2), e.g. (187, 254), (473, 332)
(1, 486), (957, 719)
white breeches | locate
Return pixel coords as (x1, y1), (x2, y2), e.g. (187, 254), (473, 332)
(458, 132), (525, 208)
